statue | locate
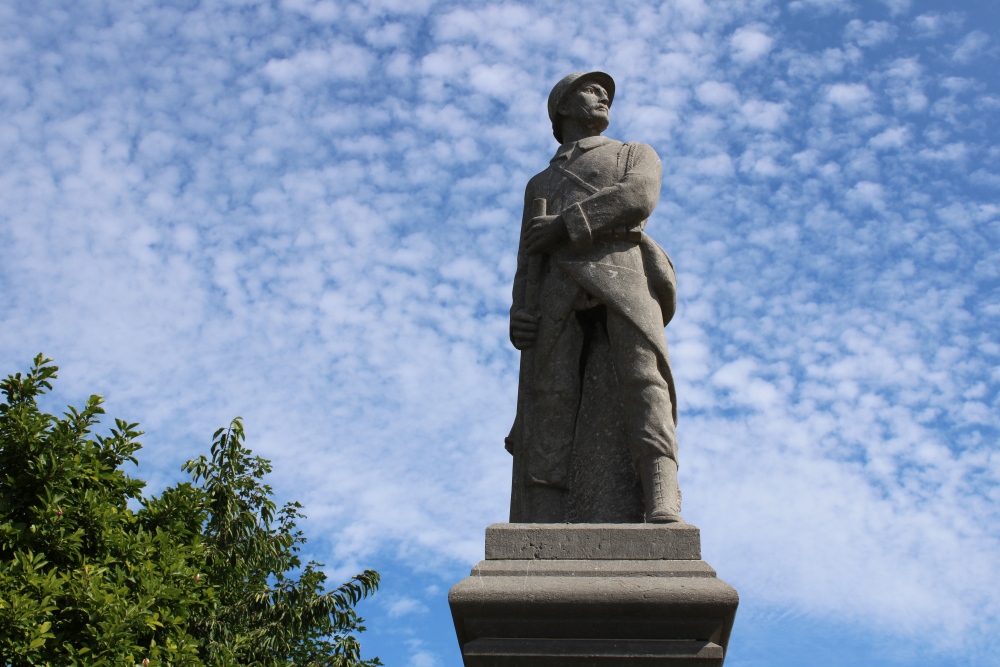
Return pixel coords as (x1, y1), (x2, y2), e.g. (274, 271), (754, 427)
(506, 71), (683, 524)
(451, 73), (739, 667)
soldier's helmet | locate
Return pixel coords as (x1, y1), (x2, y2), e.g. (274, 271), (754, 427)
(547, 71), (616, 144)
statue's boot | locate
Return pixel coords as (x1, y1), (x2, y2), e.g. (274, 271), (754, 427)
(641, 455), (684, 524)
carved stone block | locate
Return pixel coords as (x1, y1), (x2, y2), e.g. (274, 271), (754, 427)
(450, 523), (739, 666)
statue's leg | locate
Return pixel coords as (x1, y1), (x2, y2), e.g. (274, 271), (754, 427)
(522, 307), (585, 522)
(604, 311), (682, 523)
(639, 454), (684, 524)
(568, 309), (645, 523)
(604, 311), (677, 463)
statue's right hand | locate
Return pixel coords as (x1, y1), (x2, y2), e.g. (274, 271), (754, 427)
(510, 309), (540, 350)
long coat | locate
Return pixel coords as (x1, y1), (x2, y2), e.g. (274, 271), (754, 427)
(507, 135), (679, 521)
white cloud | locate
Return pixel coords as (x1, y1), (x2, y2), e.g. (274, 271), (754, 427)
(844, 19), (898, 48)
(696, 80), (739, 107)
(365, 22), (408, 49)
(788, 0), (853, 14)
(912, 12), (965, 39)
(696, 153), (735, 177)
(919, 142), (968, 164)
(827, 82), (872, 109)
(741, 99), (788, 130)
(435, 5), (558, 53)
(952, 30), (991, 64)
(730, 25), (774, 63)
(869, 126), (909, 150)
(410, 652), (440, 667)
(884, 57), (928, 113)
(878, 0), (911, 16)
(384, 595), (430, 618)
(263, 43), (375, 84)
(846, 180), (886, 210)
(467, 63), (531, 98)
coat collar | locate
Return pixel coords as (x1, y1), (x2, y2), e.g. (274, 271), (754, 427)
(551, 135), (613, 163)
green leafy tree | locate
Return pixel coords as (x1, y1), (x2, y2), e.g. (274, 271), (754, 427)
(0, 355), (381, 666)
(0, 355), (207, 665)
(181, 418), (382, 666)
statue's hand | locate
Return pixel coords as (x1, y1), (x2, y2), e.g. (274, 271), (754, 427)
(524, 214), (568, 254)
(510, 309), (540, 350)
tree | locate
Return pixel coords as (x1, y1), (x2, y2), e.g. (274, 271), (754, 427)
(0, 355), (381, 666)
(180, 418), (381, 666)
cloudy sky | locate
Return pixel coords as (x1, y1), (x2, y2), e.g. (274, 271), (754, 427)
(2, 0), (999, 665)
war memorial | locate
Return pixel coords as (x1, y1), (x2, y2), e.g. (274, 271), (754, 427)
(449, 72), (740, 666)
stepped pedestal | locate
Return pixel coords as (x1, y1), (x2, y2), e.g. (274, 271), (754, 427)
(449, 523), (738, 666)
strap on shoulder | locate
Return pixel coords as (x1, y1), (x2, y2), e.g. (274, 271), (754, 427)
(550, 162), (600, 195)
(616, 142), (638, 179)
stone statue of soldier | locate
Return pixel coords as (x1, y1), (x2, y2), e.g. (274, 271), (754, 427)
(506, 71), (683, 524)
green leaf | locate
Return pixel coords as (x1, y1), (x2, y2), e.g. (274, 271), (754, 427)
(1, 357), (381, 666)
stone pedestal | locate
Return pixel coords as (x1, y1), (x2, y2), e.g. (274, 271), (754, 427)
(449, 523), (738, 666)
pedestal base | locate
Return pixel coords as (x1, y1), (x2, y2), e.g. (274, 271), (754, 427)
(449, 524), (738, 666)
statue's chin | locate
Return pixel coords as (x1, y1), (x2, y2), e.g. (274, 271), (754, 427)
(589, 116), (610, 133)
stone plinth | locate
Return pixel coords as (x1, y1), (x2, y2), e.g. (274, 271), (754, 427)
(449, 523), (738, 666)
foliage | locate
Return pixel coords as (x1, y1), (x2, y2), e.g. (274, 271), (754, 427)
(181, 419), (381, 667)
(0, 355), (380, 666)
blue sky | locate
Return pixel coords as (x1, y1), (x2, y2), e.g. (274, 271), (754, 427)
(2, 0), (999, 665)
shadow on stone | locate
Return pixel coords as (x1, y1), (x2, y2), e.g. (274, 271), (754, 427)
(450, 524), (739, 666)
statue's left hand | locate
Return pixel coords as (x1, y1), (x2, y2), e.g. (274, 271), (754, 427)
(524, 214), (568, 254)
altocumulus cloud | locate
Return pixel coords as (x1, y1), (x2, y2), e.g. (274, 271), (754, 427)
(1, 1), (999, 666)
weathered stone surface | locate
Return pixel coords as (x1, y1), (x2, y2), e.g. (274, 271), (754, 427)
(450, 572), (738, 636)
(472, 559), (717, 578)
(461, 638), (725, 666)
(565, 324), (644, 523)
(485, 522), (701, 560)
(450, 523), (739, 666)
(507, 71), (684, 524)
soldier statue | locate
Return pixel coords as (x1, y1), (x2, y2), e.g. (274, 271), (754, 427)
(506, 71), (683, 524)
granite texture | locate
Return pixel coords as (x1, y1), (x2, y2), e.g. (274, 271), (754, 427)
(506, 71), (683, 523)
(450, 523), (738, 666)
(472, 559), (717, 578)
(485, 523), (701, 560)
(461, 638), (724, 667)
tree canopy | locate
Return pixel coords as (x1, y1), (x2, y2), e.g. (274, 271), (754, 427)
(0, 355), (381, 667)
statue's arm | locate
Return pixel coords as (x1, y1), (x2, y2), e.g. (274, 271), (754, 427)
(511, 183), (532, 316)
(561, 143), (662, 253)
(510, 183), (539, 349)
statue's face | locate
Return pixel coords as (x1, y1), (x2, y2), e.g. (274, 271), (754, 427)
(558, 81), (611, 131)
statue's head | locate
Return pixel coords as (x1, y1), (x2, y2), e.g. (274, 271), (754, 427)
(547, 71), (616, 144)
